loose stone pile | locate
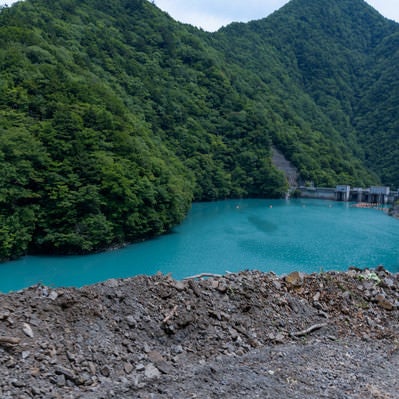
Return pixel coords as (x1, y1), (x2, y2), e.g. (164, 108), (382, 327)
(1, 267), (398, 398)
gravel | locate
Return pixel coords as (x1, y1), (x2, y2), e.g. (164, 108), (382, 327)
(1, 267), (398, 398)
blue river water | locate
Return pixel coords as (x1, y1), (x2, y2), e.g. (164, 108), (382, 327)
(1, 199), (398, 293)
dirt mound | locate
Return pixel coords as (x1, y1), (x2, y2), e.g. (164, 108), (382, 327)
(1, 268), (398, 398)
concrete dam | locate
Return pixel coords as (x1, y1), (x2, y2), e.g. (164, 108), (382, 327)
(298, 185), (398, 205)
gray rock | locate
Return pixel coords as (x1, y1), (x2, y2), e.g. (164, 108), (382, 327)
(100, 365), (111, 377)
(125, 315), (137, 328)
(55, 365), (76, 381)
(174, 281), (186, 291)
(48, 291), (59, 301)
(104, 279), (119, 288)
(11, 379), (25, 388)
(313, 292), (321, 302)
(383, 278), (395, 288)
(0, 310), (10, 320)
(275, 333), (285, 343)
(144, 363), (161, 379)
(148, 350), (164, 363)
(56, 374), (66, 387)
(171, 344), (184, 355)
(31, 386), (42, 396)
(124, 362), (133, 374)
(22, 322), (34, 338)
(136, 363), (145, 372)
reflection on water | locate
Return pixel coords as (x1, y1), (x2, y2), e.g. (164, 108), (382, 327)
(247, 215), (278, 233)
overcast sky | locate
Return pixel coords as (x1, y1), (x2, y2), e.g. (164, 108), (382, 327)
(153, 0), (399, 31)
(1, 0), (398, 31)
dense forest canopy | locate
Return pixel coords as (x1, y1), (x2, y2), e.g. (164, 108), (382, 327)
(0, 0), (398, 260)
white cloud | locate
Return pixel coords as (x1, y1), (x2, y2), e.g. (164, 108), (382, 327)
(154, 0), (289, 31)
(154, 0), (231, 31)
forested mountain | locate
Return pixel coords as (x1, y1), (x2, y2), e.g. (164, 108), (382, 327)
(0, 0), (397, 260)
(213, 0), (398, 186)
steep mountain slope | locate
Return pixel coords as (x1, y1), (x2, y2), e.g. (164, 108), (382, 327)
(265, 0), (399, 187)
(0, 0), (397, 260)
(213, 0), (398, 187)
(354, 30), (399, 187)
(0, 0), (196, 259)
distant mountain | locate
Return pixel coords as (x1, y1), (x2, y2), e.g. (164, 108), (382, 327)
(0, 0), (397, 260)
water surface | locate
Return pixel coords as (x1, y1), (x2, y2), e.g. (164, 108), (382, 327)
(1, 199), (398, 292)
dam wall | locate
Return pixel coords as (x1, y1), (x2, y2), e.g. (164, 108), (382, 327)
(297, 185), (398, 204)
(298, 187), (336, 200)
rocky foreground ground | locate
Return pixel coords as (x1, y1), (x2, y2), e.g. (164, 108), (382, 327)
(1, 267), (399, 398)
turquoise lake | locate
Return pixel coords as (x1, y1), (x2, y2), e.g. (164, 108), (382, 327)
(1, 198), (398, 293)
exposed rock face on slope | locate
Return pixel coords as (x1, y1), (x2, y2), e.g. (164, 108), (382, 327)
(272, 147), (299, 189)
(1, 268), (399, 398)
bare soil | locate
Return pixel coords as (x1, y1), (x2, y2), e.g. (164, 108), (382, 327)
(1, 267), (398, 398)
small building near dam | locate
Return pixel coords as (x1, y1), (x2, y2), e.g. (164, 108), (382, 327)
(336, 185), (351, 202)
